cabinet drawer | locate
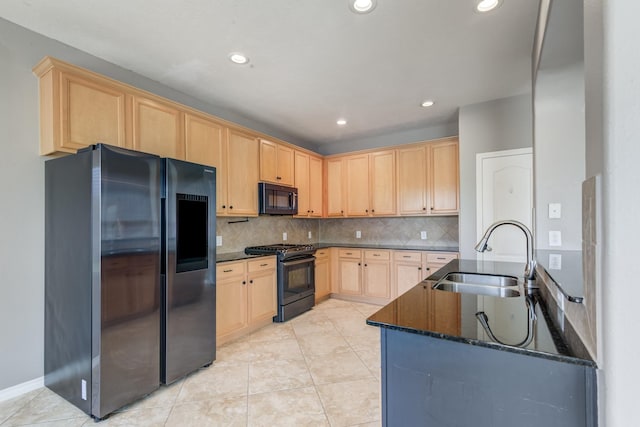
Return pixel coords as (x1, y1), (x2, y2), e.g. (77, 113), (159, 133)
(394, 251), (422, 263)
(216, 261), (246, 279)
(365, 250), (390, 261)
(247, 256), (276, 273)
(315, 249), (330, 259)
(426, 252), (458, 264)
(338, 249), (361, 259)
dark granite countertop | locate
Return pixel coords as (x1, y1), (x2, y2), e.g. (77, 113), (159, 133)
(315, 243), (459, 252)
(367, 259), (596, 368)
(535, 249), (584, 302)
(216, 252), (271, 263)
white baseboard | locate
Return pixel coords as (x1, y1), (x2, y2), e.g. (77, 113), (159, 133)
(0, 377), (44, 402)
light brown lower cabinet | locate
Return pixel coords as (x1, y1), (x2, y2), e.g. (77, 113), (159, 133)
(314, 248), (331, 302)
(216, 256), (276, 346)
(334, 248), (391, 303)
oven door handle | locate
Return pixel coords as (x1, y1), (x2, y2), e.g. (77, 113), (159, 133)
(281, 257), (315, 267)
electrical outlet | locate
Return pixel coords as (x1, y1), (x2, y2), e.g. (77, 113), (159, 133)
(283, 232), (288, 241)
(308, 231), (312, 239)
(216, 236), (222, 247)
(549, 230), (562, 247)
(420, 231), (427, 240)
(356, 230), (361, 239)
(548, 203), (562, 219)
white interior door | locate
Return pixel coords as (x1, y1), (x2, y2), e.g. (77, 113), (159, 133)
(476, 148), (534, 347)
(476, 148), (533, 263)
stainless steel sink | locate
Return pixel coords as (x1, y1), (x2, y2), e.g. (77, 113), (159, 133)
(432, 272), (521, 298)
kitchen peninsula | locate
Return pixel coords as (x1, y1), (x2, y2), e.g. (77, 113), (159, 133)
(367, 259), (597, 427)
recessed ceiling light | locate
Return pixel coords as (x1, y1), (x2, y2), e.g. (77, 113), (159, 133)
(421, 100), (435, 108)
(476, 0), (502, 13)
(337, 119), (347, 126)
(349, 0), (376, 14)
(229, 52), (249, 65)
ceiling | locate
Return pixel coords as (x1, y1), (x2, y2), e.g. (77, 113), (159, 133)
(0, 0), (539, 149)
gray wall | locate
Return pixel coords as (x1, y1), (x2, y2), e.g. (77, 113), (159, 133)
(458, 94), (533, 260)
(534, 64), (585, 250)
(601, 2), (640, 426)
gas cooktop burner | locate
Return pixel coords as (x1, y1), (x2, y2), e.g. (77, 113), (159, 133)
(244, 244), (316, 259)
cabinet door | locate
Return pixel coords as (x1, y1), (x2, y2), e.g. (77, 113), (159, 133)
(363, 261), (391, 299)
(397, 145), (429, 215)
(326, 158), (346, 217)
(370, 150), (396, 216)
(315, 256), (331, 302)
(260, 140), (294, 186)
(430, 140), (459, 214)
(130, 95), (184, 159)
(294, 151), (311, 216)
(184, 114), (227, 214)
(338, 258), (362, 295)
(259, 139), (278, 183)
(346, 154), (370, 216)
(308, 155), (324, 217)
(227, 128), (259, 216)
(394, 261), (424, 297)
(248, 270), (277, 324)
(216, 278), (248, 339)
(60, 72), (127, 152)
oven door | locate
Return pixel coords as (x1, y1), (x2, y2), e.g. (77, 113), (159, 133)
(278, 256), (315, 305)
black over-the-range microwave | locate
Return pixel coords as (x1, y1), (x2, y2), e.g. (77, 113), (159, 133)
(258, 182), (298, 215)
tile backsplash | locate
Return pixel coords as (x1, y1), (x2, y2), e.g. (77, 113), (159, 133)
(216, 215), (459, 254)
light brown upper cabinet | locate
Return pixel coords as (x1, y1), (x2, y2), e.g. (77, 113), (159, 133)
(33, 57), (127, 154)
(184, 113), (227, 214)
(226, 128), (260, 216)
(326, 157), (346, 217)
(260, 139), (294, 186)
(294, 151), (323, 217)
(397, 138), (459, 216)
(129, 95), (184, 159)
(345, 150), (396, 217)
(429, 140), (459, 214)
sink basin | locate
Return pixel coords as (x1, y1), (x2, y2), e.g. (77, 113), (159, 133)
(439, 272), (519, 287)
(432, 272), (521, 298)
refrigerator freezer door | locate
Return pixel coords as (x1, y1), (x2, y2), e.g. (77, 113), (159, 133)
(162, 158), (216, 384)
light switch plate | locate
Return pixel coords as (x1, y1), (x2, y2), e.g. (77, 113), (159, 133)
(549, 253), (562, 269)
(356, 230), (361, 239)
(548, 203), (562, 219)
(549, 230), (562, 246)
(216, 236), (222, 247)
(283, 232), (287, 241)
(420, 231), (427, 240)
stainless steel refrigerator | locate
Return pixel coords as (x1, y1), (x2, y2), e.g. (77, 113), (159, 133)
(45, 145), (216, 419)
(161, 158), (216, 384)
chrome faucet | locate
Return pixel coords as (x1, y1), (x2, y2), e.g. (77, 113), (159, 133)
(475, 220), (536, 281)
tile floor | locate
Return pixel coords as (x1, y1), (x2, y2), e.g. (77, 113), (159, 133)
(0, 299), (382, 426)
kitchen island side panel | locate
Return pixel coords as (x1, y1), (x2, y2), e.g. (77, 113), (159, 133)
(381, 328), (596, 427)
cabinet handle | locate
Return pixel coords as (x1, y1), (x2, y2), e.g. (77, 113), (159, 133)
(260, 263), (268, 267)
(242, 280), (246, 285)
(223, 269), (233, 273)
(346, 252), (352, 255)
(341, 210), (344, 214)
(371, 209), (375, 213)
(422, 207), (426, 211)
(365, 209), (368, 213)
(436, 257), (446, 260)
(426, 267), (430, 271)
(431, 207), (434, 210)
(418, 267), (422, 270)
(373, 254), (380, 257)
(402, 255), (411, 258)
(229, 206), (233, 209)
(358, 262), (361, 266)
(249, 279), (254, 284)
(364, 264), (367, 267)
(222, 205), (226, 208)
(276, 176), (281, 180)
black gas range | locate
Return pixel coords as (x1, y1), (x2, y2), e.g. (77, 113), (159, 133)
(245, 244), (317, 322)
